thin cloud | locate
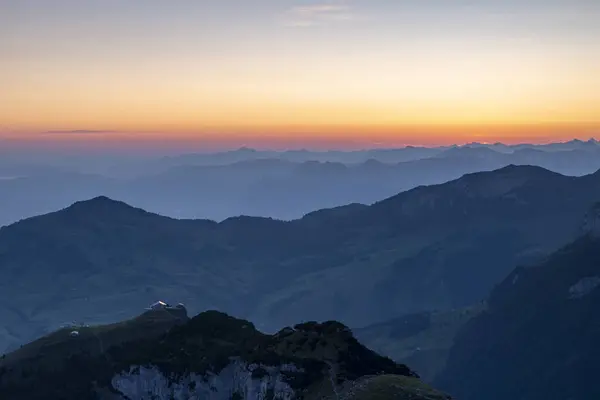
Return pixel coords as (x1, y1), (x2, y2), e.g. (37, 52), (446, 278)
(43, 130), (118, 135)
(282, 2), (355, 27)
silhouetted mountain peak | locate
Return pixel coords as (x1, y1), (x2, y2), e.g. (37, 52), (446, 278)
(378, 165), (569, 212)
(452, 164), (563, 194)
(68, 196), (134, 212)
(362, 158), (386, 168)
(297, 160), (347, 173)
(436, 145), (502, 160)
(493, 164), (559, 176)
(471, 164), (566, 184)
(234, 146), (257, 153)
(566, 138), (599, 149)
(59, 196), (162, 224)
(231, 158), (290, 168)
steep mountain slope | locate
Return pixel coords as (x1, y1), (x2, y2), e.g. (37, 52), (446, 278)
(354, 304), (484, 382)
(436, 217), (600, 400)
(253, 166), (600, 326)
(2, 166), (600, 354)
(0, 310), (450, 400)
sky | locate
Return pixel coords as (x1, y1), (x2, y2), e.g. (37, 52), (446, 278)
(1, 0), (599, 149)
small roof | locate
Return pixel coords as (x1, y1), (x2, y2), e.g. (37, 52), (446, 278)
(147, 301), (168, 309)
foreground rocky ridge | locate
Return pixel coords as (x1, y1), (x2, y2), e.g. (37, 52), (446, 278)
(0, 309), (450, 400)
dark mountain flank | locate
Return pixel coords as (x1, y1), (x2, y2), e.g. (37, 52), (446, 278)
(436, 225), (600, 400)
(2, 166), (600, 354)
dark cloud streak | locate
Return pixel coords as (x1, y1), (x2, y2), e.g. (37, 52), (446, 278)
(43, 130), (118, 135)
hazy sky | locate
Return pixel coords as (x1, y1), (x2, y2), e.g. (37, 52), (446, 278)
(2, 0), (599, 148)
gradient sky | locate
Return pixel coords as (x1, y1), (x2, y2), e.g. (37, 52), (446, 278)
(1, 0), (599, 148)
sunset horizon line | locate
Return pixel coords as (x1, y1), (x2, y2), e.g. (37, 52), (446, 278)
(2, 133), (599, 153)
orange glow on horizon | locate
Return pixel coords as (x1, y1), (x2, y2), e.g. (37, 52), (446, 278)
(4, 121), (598, 149)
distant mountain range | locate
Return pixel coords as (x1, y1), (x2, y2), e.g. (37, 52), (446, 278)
(127, 138), (600, 169)
(2, 165), (600, 357)
(1, 139), (600, 227)
(2, 139), (598, 176)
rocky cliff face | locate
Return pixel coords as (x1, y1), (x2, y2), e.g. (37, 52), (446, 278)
(110, 361), (298, 400)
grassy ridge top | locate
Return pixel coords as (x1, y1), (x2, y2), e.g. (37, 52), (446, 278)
(0, 310), (442, 399)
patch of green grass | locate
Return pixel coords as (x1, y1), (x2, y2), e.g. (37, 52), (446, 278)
(1, 308), (187, 368)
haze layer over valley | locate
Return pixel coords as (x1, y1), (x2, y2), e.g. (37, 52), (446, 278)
(2, 139), (600, 227)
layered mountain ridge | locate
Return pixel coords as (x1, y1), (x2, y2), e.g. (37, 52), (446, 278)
(2, 165), (600, 358)
(3, 140), (600, 227)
